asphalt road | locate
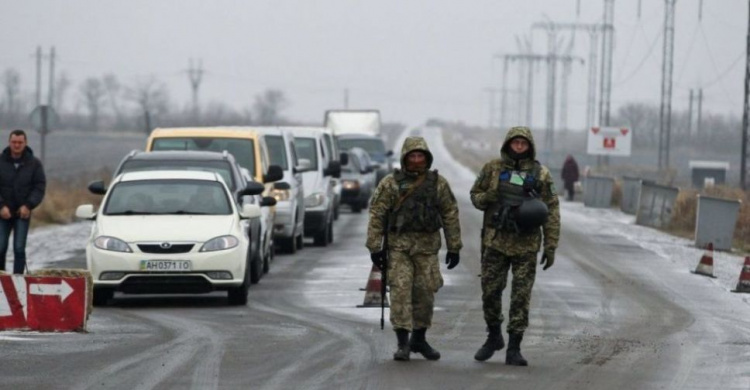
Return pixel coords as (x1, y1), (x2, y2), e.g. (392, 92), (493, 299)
(1, 129), (750, 389)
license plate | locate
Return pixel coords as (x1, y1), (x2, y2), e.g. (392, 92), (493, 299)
(140, 260), (192, 271)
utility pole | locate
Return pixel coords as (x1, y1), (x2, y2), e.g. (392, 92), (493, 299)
(658, 0), (677, 170)
(187, 58), (204, 121)
(697, 88), (703, 135)
(35, 46), (42, 107)
(599, 0), (615, 129)
(47, 46), (55, 108)
(742, 0), (750, 189)
(688, 89), (694, 138)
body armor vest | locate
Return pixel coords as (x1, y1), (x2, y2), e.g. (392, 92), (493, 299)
(389, 170), (442, 234)
(485, 161), (545, 233)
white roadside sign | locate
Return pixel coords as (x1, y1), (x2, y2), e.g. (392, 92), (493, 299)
(586, 126), (632, 156)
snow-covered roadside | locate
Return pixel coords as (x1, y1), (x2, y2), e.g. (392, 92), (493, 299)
(1, 221), (92, 271)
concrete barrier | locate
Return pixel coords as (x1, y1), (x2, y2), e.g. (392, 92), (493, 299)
(620, 176), (642, 215)
(695, 195), (741, 251)
(635, 182), (680, 229)
(583, 176), (614, 208)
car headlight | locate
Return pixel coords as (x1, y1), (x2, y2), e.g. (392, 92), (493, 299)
(272, 188), (290, 201)
(93, 236), (132, 253)
(342, 180), (359, 190)
(304, 193), (325, 208)
(200, 235), (240, 252)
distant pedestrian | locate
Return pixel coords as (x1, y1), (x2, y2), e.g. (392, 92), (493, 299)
(470, 126), (560, 366)
(561, 155), (579, 201)
(0, 130), (46, 274)
(367, 136), (462, 362)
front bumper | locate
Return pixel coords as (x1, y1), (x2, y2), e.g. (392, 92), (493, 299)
(88, 244), (247, 294)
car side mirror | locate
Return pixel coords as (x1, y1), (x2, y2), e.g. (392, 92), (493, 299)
(294, 158), (312, 173)
(240, 181), (266, 196)
(260, 196), (277, 207)
(324, 161), (341, 178)
(386, 150), (394, 157)
(273, 181), (291, 190)
(240, 203), (262, 219)
(88, 180), (107, 195)
(264, 165), (284, 183)
(75, 204), (96, 220)
(339, 152), (349, 166)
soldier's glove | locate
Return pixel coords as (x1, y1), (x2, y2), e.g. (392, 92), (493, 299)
(370, 250), (386, 270)
(446, 252), (460, 270)
(540, 250), (555, 271)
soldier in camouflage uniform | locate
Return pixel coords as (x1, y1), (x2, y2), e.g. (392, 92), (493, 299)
(367, 136), (462, 362)
(470, 126), (560, 366)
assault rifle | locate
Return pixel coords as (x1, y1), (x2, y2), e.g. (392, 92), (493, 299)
(381, 218), (389, 330)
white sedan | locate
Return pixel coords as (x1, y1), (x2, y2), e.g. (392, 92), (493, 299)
(76, 170), (265, 306)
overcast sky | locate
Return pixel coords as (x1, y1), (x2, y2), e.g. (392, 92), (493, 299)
(0, 0), (747, 129)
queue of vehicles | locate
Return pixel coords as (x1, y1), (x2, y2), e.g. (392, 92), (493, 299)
(77, 111), (393, 306)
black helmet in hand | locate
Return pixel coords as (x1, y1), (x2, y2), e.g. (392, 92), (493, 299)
(515, 198), (549, 231)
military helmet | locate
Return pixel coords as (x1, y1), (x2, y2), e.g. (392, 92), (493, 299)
(515, 198), (549, 231)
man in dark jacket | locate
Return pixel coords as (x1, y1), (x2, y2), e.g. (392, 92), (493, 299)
(561, 155), (579, 201)
(0, 129), (46, 274)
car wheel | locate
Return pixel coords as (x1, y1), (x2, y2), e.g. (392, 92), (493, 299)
(327, 219), (333, 244)
(296, 233), (304, 250)
(228, 256), (250, 306)
(279, 236), (296, 254)
(334, 203), (340, 220)
(262, 247), (270, 274)
(250, 248), (262, 284)
(92, 288), (114, 307)
(313, 220), (329, 247)
(352, 203), (362, 213)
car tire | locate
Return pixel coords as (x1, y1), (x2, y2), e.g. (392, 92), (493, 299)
(327, 219), (334, 244)
(250, 248), (262, 284)
(334, 203), (340, 220)
(313, 220), (329, 247)
(92, 288), (114, 307)
(296, 232), (304, 250)
(228, 256), (250, 306)
(352, 203), (362, 213)
(262, 247), (270, 274)
(279, 236), (296, 254)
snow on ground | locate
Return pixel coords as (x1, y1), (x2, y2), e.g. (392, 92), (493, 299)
(562, 200), (749, 295)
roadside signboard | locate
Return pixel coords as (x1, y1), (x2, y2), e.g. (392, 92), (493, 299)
(587, 126), (632, 156)
(0, 274), (88, 332)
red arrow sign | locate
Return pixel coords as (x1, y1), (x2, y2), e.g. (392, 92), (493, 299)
(621, 128), (629, 135)
(0, 275), (88, 332)
(591, 127), (600, 134)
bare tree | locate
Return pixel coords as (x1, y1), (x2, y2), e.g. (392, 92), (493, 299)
(54, 72), (71, 115)
(79, 77), (107, 131)
(103, 74), (124, 126)
(253, 89), (288, 125)
(127, 77), (170, 132)
(1, 68), (22, 126)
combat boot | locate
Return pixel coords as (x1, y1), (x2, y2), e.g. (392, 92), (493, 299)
(409, 328), (441, 360)
(474, 325), (505, 361)
(394, 329), (410, 361)
(505, 333), (528, 366)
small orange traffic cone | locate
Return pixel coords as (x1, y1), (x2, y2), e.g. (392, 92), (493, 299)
(357, 264), (389, 308)
(692, 242), (717, 278)
(732, 257), (750, 293)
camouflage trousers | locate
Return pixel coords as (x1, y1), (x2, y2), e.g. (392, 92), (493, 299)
(387, 250), (443, 331)
(481, 247), (537, 334)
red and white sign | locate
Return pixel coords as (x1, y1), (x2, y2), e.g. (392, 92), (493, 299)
(587, 126), (632, 156)
(0, 275), (88, 332)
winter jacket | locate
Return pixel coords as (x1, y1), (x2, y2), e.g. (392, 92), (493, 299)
(561, 155), (580, 184)
(0, 146), (46, 213)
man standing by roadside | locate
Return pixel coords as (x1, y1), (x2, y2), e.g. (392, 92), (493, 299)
(561, 154), (580, 201)
(470, 126), (560, 366)
(367, 136), (462, 362)
(0, 130), (46, 274)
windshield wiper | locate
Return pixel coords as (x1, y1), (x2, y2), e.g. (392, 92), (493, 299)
(162, 210), (211, 215)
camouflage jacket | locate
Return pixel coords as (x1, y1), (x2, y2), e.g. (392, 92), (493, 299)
(367, 136), (462, 255)
(470, 127), (560, 256)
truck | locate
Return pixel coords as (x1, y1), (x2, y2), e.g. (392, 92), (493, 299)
(324, 109), (381, 137)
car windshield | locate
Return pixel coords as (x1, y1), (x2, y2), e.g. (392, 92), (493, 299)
(294, 137), (318, 170)
(342, 153), (360, 173)
(104, 179), (232, 215)
(151, 137), (255, 176)
(338, 138), (387, 163)
(119, 160), (236, 191)
(265, 135), (288, 170)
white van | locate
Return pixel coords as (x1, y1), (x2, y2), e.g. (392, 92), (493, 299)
(288, 127), (341, 246)
(257, 127), (306, 254)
